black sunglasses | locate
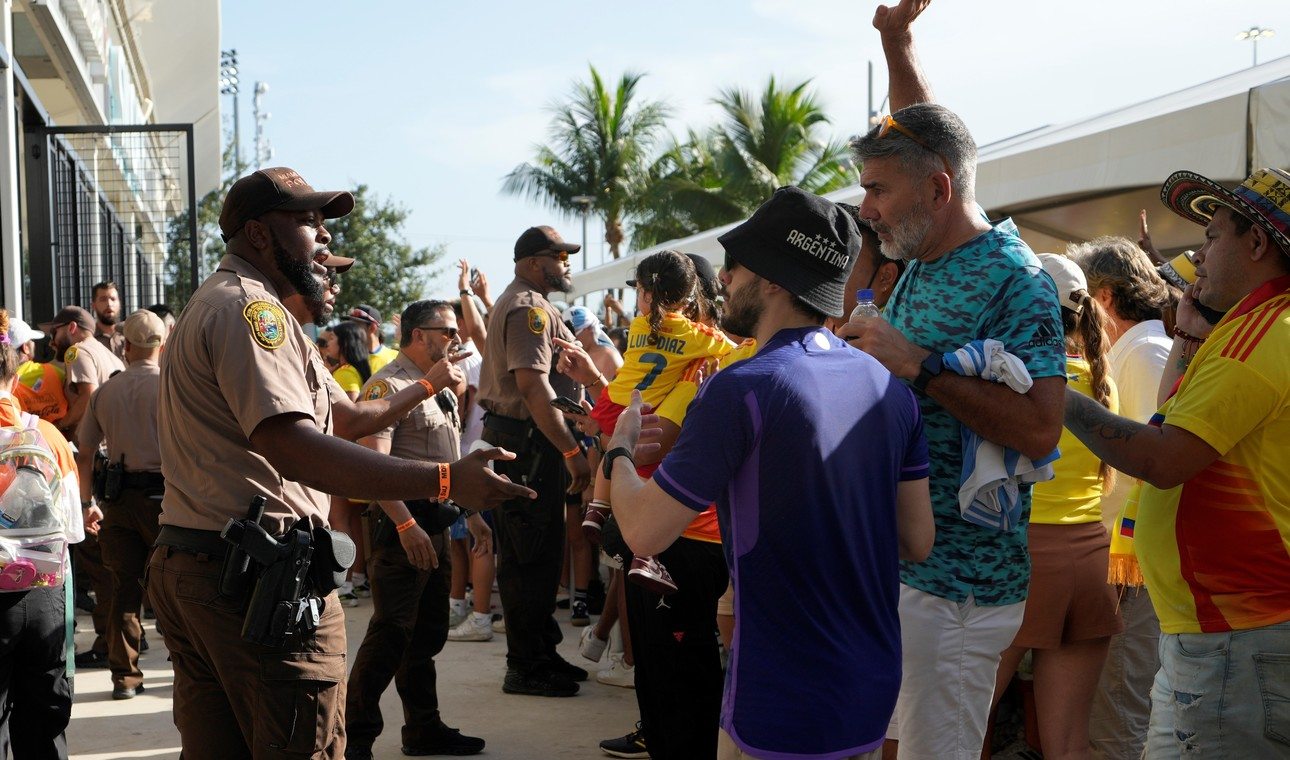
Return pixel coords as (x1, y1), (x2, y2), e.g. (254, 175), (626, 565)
(415, 325), (460, 339)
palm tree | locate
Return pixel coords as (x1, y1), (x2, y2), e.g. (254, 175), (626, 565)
(630, 77), (853, 247)
(502, 66), (671, 259)
(630, 129), (747, 249)
(712, 77), (853, 206)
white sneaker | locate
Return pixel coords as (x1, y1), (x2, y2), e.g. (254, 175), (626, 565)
(447, 612), (494, 642)
(580, 626), (608, 663)
(596, 653), (635, 689)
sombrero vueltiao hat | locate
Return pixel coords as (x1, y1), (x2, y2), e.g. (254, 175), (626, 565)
(1160, 168), (1290, 257)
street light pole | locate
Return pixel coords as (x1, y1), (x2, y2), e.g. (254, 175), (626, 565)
(1237, 26), (1276, 67)
(571, 195), (595, 305)
(219, 50), (239, 167)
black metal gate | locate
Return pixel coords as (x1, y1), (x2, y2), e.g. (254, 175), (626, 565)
(24, 123), (198, 321)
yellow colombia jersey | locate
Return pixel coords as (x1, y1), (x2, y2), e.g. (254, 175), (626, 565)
(370, 344), (399, 375)
(1136, 280), (1290, 635)
(608, 313), (734, 409)
(332, 346), (399, 394)
(1030, 355), (1118, 525)
(655, 338), (757, 427)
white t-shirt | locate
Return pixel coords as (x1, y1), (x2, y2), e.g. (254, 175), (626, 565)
(457, 339), (486, 451)
(1103, 319), (1171, 528)
(1107, 319), (1171, 424)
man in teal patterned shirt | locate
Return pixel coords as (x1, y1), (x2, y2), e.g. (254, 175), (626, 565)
(838, 2), (1066, 758)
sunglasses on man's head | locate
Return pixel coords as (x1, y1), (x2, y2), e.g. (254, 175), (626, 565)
(870, 114), (955, 178)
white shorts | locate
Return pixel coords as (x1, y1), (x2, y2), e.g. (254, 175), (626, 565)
(887, 584), (1025, 760)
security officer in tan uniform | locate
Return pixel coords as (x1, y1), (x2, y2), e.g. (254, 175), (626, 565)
(151, 167), (534, 759)
(39, 305), (123, 436)
(75, 309), (167, 700)
(346, 300), (489, 759)
(40, 304), (123, 668)
(478, 225), (592, 697)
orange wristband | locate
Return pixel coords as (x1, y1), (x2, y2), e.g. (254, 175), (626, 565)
(417, 379), (435, 397)
(395, 518), (417, 534)
(562, 445), (582, 459)
(438, 462), (451, 501)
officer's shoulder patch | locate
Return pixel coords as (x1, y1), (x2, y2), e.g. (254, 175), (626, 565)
(364, 379), (391, 401)
(242, 300), (288, 350)
(64, 346), (79, 364)
(527, 307), (547, 334)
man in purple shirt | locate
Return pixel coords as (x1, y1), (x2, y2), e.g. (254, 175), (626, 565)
(604, 186), (935, 760)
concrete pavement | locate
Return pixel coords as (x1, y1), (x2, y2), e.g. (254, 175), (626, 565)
(68, 595), (640, 759)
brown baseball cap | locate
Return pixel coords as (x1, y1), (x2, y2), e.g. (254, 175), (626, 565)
(514, 226), (580, 261)
(218, 167), (355, 242)
(37, 305), (95, 333)
(317, 252), (355, 273)
(122, 309), (167, 349)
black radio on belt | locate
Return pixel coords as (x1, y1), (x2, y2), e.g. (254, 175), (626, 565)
(103, 456), (126, 501)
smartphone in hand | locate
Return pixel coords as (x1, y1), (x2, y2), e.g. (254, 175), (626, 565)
(550, 396), (588, 416)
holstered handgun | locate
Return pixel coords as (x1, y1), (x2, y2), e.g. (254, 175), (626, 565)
(103, 456), (126, 501)
(91, 450), (109, 501)
(221, 501), (318, 647)
(219, 495), (265, 599)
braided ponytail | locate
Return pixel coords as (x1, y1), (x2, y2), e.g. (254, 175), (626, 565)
(1064, 292), (1115, 491)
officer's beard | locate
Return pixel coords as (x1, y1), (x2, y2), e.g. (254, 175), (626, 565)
(271, 233), (326, 318)
(96, 312), (118, 326)
(544, 270), (573, 294)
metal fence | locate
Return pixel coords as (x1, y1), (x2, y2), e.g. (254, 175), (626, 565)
(25, 124), (197, 320)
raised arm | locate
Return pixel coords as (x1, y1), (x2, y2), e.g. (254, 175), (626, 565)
(458, 259), (488, 347)
(874, 0), (935, 111)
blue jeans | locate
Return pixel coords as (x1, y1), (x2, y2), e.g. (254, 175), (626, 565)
(1145, 619), (1290, 758)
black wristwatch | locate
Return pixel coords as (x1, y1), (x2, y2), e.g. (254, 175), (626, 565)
(601, 447), (634, 480)
(912, 352), (944, 394)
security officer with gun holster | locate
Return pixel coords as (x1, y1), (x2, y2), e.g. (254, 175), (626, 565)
(74, 310), (169, 699)
(344, 300), (487, 758)
(149, 168), (535, 759)
(476, 227), (593, 698)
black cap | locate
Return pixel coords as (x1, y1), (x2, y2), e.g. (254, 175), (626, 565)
(219, 167), (355, 243)
(717, 186), (860, 317)
(515, 226), (580, 261)
(343, 305), (381, 327)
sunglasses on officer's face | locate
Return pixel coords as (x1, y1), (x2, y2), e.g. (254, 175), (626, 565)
(415, 325), (460, 339)
(534, 250), (570, 264)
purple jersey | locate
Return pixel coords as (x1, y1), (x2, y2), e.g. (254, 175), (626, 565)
(655, 326), (929, 759)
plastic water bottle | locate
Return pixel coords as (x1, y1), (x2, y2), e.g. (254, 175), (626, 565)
(0, 466), (56, 530)
(850, 289), (881, 319)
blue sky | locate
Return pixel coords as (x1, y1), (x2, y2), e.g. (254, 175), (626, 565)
(221, 0), (1288, 297)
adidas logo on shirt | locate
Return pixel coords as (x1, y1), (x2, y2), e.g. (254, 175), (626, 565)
(1023, 321), (1063, 349)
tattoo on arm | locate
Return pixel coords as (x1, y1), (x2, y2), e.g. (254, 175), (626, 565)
(1067, 391), (1142, 443)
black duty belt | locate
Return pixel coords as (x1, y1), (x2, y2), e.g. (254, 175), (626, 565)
(124, 472), (165, 490)
(482, 412), (532, 438)
(156, 525), (229, 558)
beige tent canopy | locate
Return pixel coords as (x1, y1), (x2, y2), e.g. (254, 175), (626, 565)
(568, 55), (1290, 302)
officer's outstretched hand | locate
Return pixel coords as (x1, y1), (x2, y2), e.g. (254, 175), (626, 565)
(448, 447), (536, 510)
(399, 522), (438, 570)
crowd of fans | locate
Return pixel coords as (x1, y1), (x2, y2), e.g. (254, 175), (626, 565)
(0, 1), (1287, 759)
